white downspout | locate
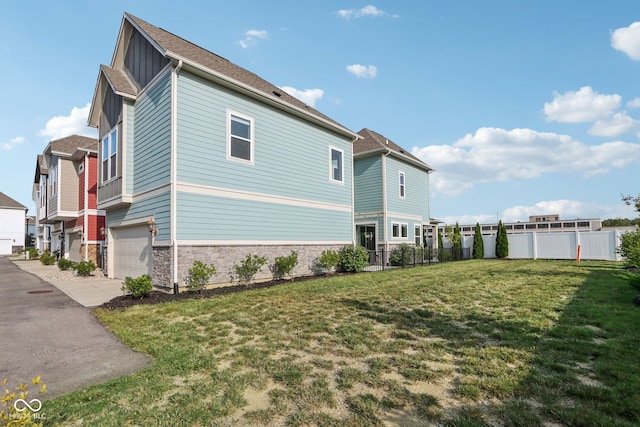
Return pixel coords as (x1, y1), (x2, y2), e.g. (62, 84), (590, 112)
(84, 153), (89, 261)
(381, 150), (390, 254)
(171, 60), (182, 289)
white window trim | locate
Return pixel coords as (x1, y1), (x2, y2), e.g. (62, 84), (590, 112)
(391, 222), (409, 239)
(101, 126), (118, 184)
(414, 225), (421, 246)
(227, 109), (255, 165)
(329, 146), (344, 184)
(399, 171), (406, 199)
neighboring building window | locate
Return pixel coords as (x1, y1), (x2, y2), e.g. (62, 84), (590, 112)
(102, 127), (117, 182)
(399, 172), (405, 198)
(330, 147), (343, 183)
(415, 226), (421, 246)
(50, 165), (57, 195)
(228, 110), (254, 163)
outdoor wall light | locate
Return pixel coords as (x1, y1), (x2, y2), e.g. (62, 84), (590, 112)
(100, 226), (105, 237)
(147, 218), (158, 236)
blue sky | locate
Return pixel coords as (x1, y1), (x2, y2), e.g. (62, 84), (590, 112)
(1, 1), (639, 225)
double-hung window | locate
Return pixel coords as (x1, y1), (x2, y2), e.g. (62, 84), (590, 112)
(102, 128), (117, 183)
(228, 111), (254, 164)
(330, 147), (343, 183)
(399, 172), (405, 199)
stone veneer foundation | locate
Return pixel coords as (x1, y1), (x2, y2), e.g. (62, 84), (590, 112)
(151, 244), (347, 290)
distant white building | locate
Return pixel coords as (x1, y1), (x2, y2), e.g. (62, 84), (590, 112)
(432, 214), (603, 239)
(0, 192), (27, 255)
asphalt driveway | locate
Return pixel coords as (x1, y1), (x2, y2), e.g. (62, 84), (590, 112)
(0, 256), (151, 399)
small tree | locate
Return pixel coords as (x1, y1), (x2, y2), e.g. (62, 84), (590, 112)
(472, 222), (484, 259)
(495, 220), (509, 259)
(620, 229), (640, 268)
(622, 193), (640, 214)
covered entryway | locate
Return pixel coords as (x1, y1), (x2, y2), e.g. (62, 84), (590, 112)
(67, 232), (82, 262)
(110, 225), (152, 279)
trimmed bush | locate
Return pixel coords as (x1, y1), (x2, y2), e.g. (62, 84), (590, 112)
(233, 254), (267, 285)
(389, 243), (415, 266)
(28, 248), (39, 260)
(338, 245), (369, 272)
(73, 260), (96, 277)
(273, 251), (298, 280)
(317, 249), (340, 274)
(186, 260), (217, 294)
(57, 258), (75, 271)
(122, 274), (153, 299)
(39, 250), (55, 266)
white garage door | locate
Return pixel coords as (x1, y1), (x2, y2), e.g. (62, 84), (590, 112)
(111, 225), (152, 279)
(0, 239), (11, 255)
(67, 232), (82, 262)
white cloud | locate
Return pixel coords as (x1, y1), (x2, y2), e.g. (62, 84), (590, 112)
(239, 29), (268, 49)
(543, 86), (621, 123)
(346, 64), (377, 79)
(279, 86), (324, 107)
(336, 5), (395, 19)
(627, 98), (640, 108)
(412, 127), (640, 196)
(611, 21), (640, 60)
(1, 136), (26, 150)
(38, 103), (96, 140)
(589, 112), (640, 137)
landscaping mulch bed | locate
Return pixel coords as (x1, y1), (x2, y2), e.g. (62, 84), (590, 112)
(99, 275), (325, 310)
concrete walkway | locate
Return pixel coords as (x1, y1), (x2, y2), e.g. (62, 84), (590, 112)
(0, 257), (152, 399)
(10, 257), (123, 307)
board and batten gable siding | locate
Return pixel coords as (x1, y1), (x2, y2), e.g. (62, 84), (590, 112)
(59, 160), (79, 212)
(100, 84), (122, 139)
(384, 156), (429, 223)
(175, 72), (352, 207)
(124, 29), (170, 92)
(354, 155), (383, 214)
(107, 191), (171, 242)
(131, 70), (172, 194)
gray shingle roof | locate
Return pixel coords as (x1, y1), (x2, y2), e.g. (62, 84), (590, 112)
(99, 13), (355, 137)
(0, 192), (26, 209)
(47, 135), (98, 156)
(354, 128), (433, 172)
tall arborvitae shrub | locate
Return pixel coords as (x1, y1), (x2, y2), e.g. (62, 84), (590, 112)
(452, 222), (462, 260)
(472, 222), (484, 259)
(495, 220), (509, 259)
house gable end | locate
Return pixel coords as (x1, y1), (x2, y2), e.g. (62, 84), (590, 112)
(124, 28), (170, 92)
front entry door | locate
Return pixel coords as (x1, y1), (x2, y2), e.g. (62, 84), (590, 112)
(358, 225), (376, 251)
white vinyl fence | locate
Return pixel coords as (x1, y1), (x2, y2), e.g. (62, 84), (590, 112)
(443, 230), (625, 261)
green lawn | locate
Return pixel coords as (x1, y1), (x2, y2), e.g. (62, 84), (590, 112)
(43, 260), (639, 426)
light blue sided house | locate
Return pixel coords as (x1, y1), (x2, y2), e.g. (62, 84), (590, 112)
(88, 13), (359, 287)
(353, 128), (435, 257)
